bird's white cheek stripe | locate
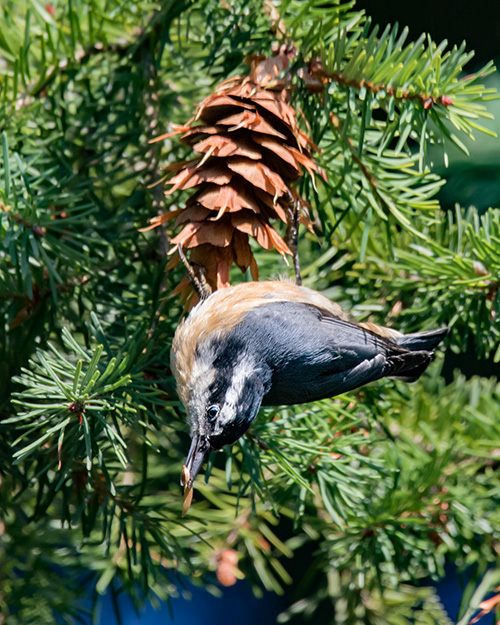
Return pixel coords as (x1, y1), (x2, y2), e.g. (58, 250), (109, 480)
(218, 358), (257, 427)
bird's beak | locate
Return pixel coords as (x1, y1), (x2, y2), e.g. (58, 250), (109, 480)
(182, 434), (211, 489)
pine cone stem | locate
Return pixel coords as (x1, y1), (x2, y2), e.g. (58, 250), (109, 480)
(284, 191), (302, 286)
(177, 245), (212, 301)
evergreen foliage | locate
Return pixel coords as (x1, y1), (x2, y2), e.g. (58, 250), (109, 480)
(1, 1), (499, 623)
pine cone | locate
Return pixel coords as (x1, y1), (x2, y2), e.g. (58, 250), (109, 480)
(144, 58), (322, 305)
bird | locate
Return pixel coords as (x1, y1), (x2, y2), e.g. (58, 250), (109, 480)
(171, 280), (449, 494)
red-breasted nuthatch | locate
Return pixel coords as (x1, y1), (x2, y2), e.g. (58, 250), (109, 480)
(172, 280), (449, 490)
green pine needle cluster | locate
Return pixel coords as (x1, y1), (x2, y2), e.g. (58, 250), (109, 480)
(1, 1), (500, 624)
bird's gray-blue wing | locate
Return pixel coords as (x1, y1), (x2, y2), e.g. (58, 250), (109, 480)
(227, 301), (430, 406)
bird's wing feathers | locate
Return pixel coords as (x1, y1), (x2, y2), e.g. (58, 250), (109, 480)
(312, 306), (433, 383)
(313, 307), (406, 356)
(235, 301), (430, 406)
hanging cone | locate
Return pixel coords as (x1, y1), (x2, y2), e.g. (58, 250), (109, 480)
(144, 54), (324, 303)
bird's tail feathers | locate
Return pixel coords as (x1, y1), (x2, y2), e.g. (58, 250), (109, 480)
(389, 327), (449, 382)
(389, 351), (432, 383)
(395, 327), (449, 352)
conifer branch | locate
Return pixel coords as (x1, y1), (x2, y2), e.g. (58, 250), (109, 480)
(323, 65), (455, 110)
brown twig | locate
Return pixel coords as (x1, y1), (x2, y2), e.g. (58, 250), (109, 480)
(284, 190), (302, 286)
(321, 66), (454, 109)
(1, 202), (47, 237)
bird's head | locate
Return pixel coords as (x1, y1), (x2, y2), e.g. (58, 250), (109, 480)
(180, 341), (269, 489)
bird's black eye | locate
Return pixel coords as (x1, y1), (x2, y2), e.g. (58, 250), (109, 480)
(206, 405), (220, 422)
